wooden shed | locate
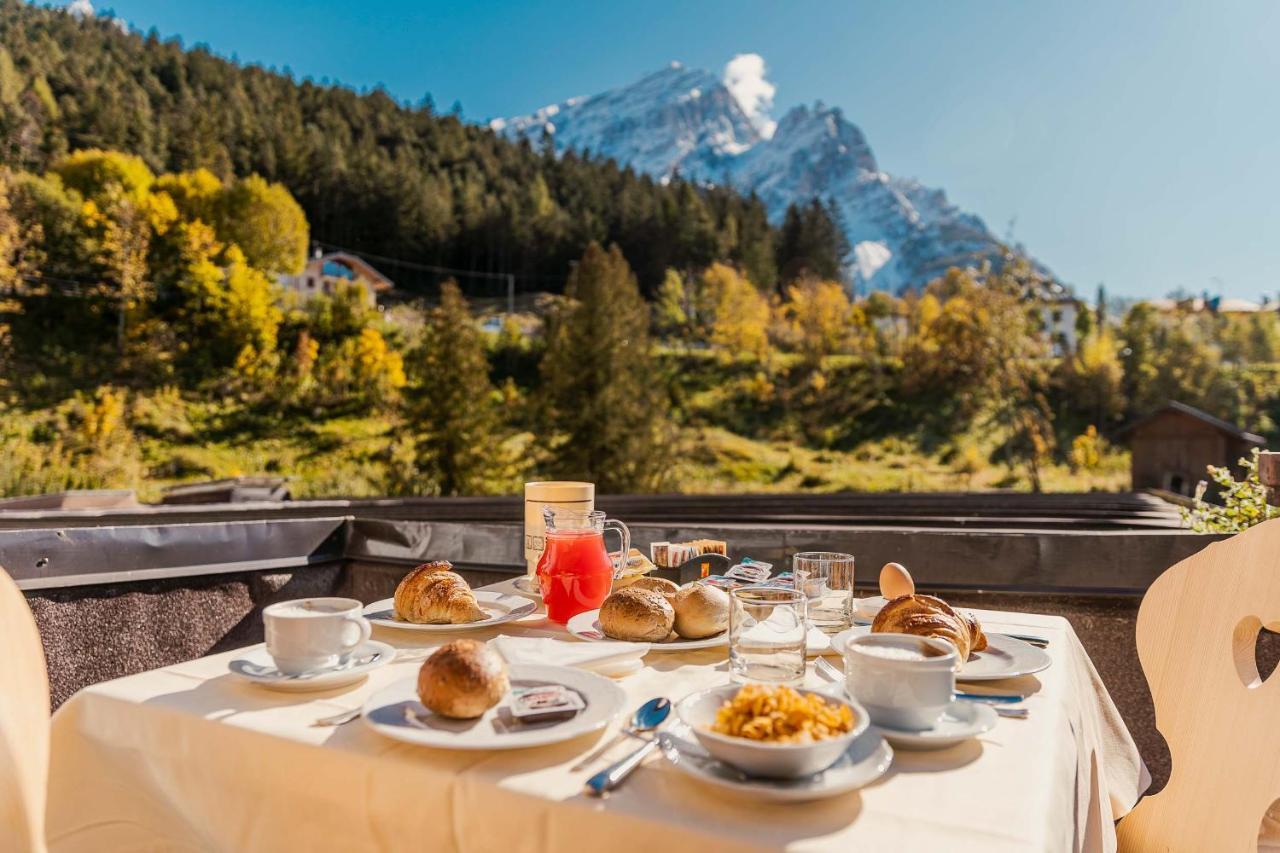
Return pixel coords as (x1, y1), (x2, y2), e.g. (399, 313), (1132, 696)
(1119, 401), (1265, 496)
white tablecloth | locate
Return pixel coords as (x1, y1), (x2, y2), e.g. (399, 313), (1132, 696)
(46, 580), (1148, 852)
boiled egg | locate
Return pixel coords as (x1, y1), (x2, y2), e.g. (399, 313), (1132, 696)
(879, 562), (915, 599)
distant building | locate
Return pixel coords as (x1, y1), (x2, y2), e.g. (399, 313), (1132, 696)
(1020, 278), (1081, 356)
(278, 251), (394, 306)
(1145, 296), (1274, 314)
(1119, 401), (1265, 496)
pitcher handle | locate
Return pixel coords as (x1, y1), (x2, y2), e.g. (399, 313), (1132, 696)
(603, 519), (631, 578)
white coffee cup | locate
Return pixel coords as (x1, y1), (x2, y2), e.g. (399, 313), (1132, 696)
(263, 598), (372, 675)
(844, 633), (958, 731)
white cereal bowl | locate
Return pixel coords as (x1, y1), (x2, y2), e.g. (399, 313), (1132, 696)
(676, 684), (869, 779)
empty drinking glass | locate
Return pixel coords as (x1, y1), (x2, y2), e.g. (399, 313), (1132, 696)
(729, 587), (807, 686)
(792, 551), (856, 634)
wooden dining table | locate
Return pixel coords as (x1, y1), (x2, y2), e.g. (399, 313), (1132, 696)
(44, 578), (1149, 852)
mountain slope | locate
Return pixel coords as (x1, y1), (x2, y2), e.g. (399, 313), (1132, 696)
(496, 61), (1035, 292)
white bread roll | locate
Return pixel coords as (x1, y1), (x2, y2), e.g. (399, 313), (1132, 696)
(599, 587), (675, 642)
(672, 583), (729, 639)
(417, 639), (509, 719)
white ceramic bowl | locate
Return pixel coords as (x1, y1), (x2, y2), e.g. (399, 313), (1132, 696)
(676, 684), (869, 778)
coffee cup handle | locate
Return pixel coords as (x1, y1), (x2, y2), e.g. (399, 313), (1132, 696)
(343, 614), (372, 653)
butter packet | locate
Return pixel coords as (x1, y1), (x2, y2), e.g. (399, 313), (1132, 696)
(509, 685), (585, 724)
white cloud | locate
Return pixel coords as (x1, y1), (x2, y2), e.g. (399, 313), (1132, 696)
(723, 53), (777, 139)
(66, 0), (94, 17)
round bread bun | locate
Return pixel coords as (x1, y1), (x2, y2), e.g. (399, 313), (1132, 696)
(417, 639), (509, 719)
(627, 576), (679, 597)
(599, 587), (675, 642)
(672, 583), (730, 639)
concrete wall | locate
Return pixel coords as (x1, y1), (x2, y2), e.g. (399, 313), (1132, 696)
(27, 562), (346, 708)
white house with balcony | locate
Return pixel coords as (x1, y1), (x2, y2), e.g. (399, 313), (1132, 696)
(278, 251), (394, 306)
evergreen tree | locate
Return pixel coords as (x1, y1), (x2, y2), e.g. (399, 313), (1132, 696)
(409, 280), (508, 495)
(775, 199), (846, 286)
(539, 243), (668, 492)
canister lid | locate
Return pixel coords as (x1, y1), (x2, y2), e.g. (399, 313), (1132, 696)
(524, 481), (595, 502)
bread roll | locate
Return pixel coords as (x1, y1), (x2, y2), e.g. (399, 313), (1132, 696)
(599, 587), (674, 642)
(628, 576), (679, 597)
(672, 583), (729, 639)
(417, 639), (509, 719)
(394, 561), (486, 624)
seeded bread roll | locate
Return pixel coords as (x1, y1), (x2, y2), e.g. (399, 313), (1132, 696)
(628, 576), (679, 597)
(417, 639), (509, 719)
(599, 587), (675, 642)
(672, 583), (730, 639)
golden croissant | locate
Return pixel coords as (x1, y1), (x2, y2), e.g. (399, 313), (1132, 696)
(871, 594), (988, 660)
(394, 561), (486, 624)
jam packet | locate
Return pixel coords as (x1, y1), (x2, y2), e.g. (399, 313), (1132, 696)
(509, 685), (585, 724)
(725, 558), (772, 583)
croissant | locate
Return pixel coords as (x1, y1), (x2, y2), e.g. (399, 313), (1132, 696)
(393, 561), (487, 624)
(871, 594), (988, 660)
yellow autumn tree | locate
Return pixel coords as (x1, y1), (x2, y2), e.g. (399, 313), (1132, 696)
(778, 279), (864, 364)
(703, 262), (770, 360)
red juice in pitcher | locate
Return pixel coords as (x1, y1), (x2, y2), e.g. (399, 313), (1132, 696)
(537, 530), (616, 623)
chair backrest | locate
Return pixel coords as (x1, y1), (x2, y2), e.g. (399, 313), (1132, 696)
(0, 565), (49, 853)
(1116, 517), (1280, 851)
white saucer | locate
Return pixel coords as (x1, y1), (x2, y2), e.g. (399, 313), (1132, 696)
(511, 575), (542, 600)
(659, 724), (893, 802)
(363, 591), (537, 632)
(871, 699), (998, 750)
(567, 609), (728, 651)
(228, 640), (393, 691)
(831, 626), (1052, 681)
(362, 664), (626, 750)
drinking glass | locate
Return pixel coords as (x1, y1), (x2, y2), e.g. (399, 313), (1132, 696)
(728, 587), (807, 686)
(792, 551), (856, 634)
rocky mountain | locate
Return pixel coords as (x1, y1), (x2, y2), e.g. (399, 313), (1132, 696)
(493, 61), (1035, 293)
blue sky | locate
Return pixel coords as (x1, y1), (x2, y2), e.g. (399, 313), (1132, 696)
(60, 0), (1280, 299)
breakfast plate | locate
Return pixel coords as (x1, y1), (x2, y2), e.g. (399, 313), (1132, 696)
(228, 640), (393, 691)
(830, 627), (1051, 681)
(658, 723), (894, 802)
(871, 699), (998, 750)
(566, 609), (729, 651)
(362, 664), (626, 750)
(363, 591), (537, 632)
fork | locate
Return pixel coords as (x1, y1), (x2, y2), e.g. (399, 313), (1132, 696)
(312, 707), (361, 727)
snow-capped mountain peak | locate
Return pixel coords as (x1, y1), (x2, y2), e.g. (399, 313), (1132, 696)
(495, 57), (1037, 292)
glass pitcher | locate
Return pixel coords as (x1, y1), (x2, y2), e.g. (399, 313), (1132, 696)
(536, 508), (630, 624)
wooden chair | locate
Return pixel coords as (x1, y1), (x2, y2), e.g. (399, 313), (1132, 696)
(1117, 517), (1280, 851)
(0, 565), (49, 853)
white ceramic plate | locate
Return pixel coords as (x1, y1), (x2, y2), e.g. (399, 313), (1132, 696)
(853, 596), (889, 621)
(831, 627), (1052, 681)
(872, 699), (998, 750)
(228, 640), (393, 691)
(566, 609), (728, 651)
(362, 664), (626, 750)
(363, 591), (537, 632)
(659, 724), (893, 802)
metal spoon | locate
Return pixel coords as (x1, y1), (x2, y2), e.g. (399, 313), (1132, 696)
(584, 697), (671, 796)
(572, 697), (670, 771)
